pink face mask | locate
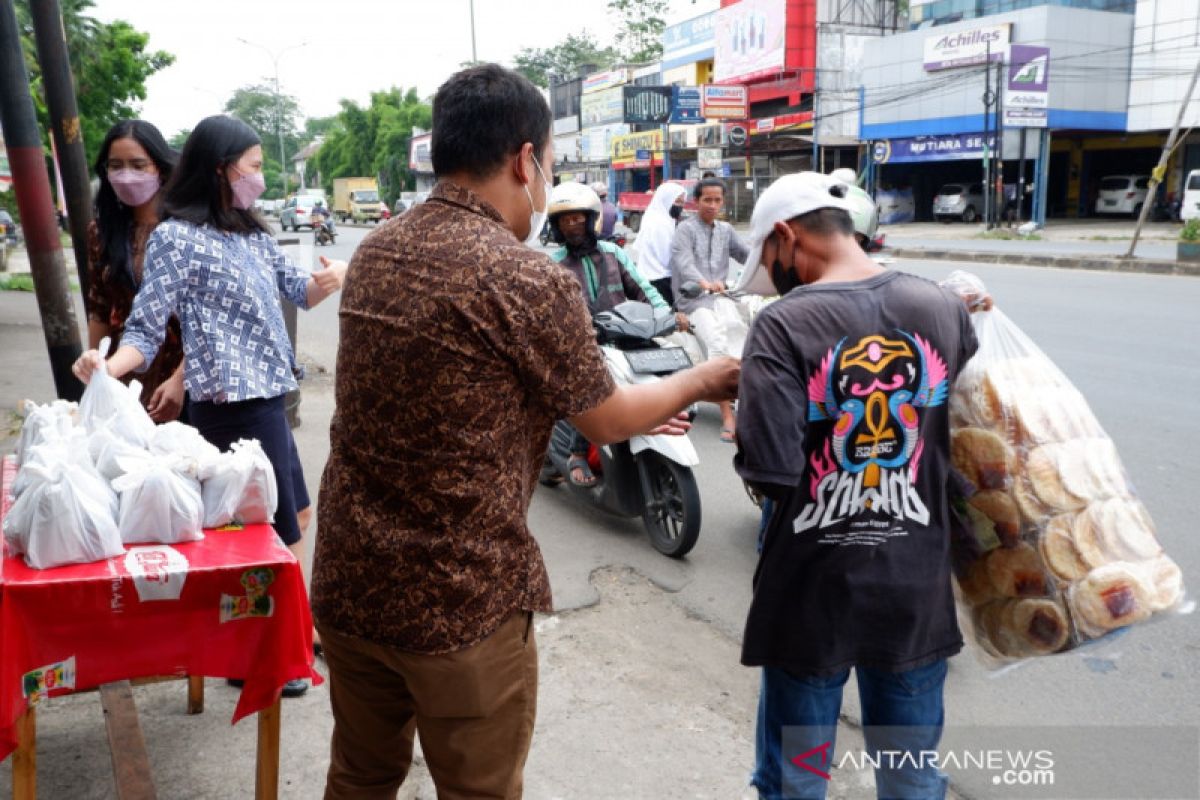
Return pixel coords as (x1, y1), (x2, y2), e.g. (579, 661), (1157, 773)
(229, 169), (266, 209)
(108, 169), (160, 207)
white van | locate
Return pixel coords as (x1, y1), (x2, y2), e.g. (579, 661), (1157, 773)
(1181, 169), (1200, 221)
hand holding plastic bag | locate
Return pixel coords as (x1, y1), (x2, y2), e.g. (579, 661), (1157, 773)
(111, 453), (204, 545)
(198, 439), (278, 528)
(2, 456), (123, 569)
(77, 337), (155, 448)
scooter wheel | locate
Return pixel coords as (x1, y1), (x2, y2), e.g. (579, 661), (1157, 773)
(640, 451), (701, 558)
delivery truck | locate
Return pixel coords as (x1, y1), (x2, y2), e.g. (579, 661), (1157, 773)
(332, 177), (384, 223)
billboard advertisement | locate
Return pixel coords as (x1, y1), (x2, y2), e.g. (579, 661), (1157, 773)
(701, 85), (748, 120)
(923, 23), (1010, 71)
(671, 86), (704, 123)
(623, 86), (674, 125)
(663, 11), (716, 70)
(583, 69), (629, 94)
(871, 133), (997, 164)
(1005, 45), (1050, 110)
(581, 86), (625, 127)
(714, 0), (787, 83)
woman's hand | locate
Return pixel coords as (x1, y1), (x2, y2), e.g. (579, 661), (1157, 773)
(314, 256), (348, 293)
(71, 349), (106, 384)
(147, 366), (186, 422)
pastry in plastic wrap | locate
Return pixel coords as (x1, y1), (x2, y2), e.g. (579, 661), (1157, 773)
(938, 270), (1190, 665)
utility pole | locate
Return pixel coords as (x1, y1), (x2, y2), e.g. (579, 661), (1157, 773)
(469, 0), (477, 63)
(238, 39), (307, 202)
(29, 0), (91, 300)
(982, 42), (993, 229)
(994, 58), (1004, 228)
(0, 0), (84, 400)
(1017, 127), (1027, 224)
(1126, 55), (1200, 258)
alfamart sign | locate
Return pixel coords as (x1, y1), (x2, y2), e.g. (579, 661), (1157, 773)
(924, 23), (1010, 71)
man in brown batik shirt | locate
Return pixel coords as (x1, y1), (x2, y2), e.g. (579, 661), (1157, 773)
(311, 64), (739, 800)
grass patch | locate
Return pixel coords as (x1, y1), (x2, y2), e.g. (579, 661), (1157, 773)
(0, 274), (35, 291)
(974, 229), (1042, 241)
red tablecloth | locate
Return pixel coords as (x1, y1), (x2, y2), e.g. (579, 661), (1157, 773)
(0, 455), (321, 759)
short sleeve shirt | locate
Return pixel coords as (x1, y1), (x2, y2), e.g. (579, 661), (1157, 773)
(311, 181), (616, 654)
(736, 271), (978, 676)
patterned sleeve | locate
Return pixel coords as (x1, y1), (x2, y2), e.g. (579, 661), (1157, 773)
(120, 225), (188, 372)
(262, 235), (311, 309)
(85, 221), (111, 324)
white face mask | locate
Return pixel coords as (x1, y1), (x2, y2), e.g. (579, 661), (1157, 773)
(523, 155), (552, 247)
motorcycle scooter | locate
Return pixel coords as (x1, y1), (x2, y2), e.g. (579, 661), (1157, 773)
(313, 211), (337, 246)
(540, 300), (703, 558)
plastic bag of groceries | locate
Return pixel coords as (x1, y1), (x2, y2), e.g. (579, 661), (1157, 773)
(90, 425), (150, 483)
(942, 271), (1188, 662)
(111, 453), (204, 545)
(2, 455), (123, 569)
(15, 399), (77, 465)
(76, 337), (155, 448)
(197, 439), (278, 528)
(12, 428), (94, 499)
(149, 421), (219, 478)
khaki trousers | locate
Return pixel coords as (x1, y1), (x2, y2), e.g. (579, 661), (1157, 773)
(318, 612), (537, 799)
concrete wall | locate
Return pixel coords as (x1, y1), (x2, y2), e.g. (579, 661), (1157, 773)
(1126, 0), (1200, 131)
(860, 5), (1134, 138)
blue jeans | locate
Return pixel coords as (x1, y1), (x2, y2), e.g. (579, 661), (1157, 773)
(752, 659), (949, 800)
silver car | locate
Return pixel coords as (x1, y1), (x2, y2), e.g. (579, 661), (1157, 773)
(933, 183), (984, 223)
(279, 194), (327, 231)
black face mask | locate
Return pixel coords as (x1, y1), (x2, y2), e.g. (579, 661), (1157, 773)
(669, 204), (683, 220)
(769, 258), (803, 295)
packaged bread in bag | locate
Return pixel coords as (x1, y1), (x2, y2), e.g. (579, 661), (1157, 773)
(940, 271), (1188, 662)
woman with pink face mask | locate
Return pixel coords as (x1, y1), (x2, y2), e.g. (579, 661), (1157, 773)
(88, 120), (185, 421)
(72, 116), (347, 695)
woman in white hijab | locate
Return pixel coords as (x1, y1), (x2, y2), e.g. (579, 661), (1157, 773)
(634, 182), (686, 304)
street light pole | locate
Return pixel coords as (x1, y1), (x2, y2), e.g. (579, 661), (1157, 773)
(237, 39), (307, 201)
(469, 0), (477, 63)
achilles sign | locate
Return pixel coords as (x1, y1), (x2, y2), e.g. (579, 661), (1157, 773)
(923, 23), (1010, 71)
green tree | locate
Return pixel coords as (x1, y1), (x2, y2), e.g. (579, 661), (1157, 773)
(16, 0), (174, 163)
(513, 32), (619, 89)
(608, 0), (669, 64)
(314, 88), (432, 208)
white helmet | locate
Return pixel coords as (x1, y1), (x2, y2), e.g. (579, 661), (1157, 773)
(548, 182), (603, 244)
(589, 181), (609, 199)
(832, 177), (879, 246)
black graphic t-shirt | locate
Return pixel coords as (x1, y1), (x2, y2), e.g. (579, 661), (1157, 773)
(736, 271), (978, 676)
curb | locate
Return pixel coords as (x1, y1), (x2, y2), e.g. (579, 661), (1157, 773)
(885, 247), (1200, 277)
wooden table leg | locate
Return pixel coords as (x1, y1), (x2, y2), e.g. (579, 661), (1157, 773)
(99, 681), (156, 799)
(12, 705), (35, 800)
(186, 676), (204, 715)
(254, 697), (281, 800)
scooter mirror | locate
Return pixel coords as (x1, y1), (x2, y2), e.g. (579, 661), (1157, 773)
(679, 281), (704, 299)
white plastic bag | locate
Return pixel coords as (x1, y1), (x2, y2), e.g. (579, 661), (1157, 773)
(12, 429), (95, 499)
(149, 421), (220, 477)
(15, 399), (78, 465)
(76, 337), (155, 448)
(197, 439), (277, 528)
(944, 271), (1189, 664)
(2, 458), (123, 570)
(93, 433), (150, 483)
(111, 454), (204, 545)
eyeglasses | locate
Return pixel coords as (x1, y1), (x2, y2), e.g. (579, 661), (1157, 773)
(106, 159), (155, 173)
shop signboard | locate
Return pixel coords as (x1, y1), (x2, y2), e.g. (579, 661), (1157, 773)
(671, 86), (704, 124)
(581, 86), (625, 127)
(727, 125), (748, 147)
(663, 11), (716, 71)
(611, 129), (663, 167)
(623, 86), (674, 125)
(581, 124), (628, 162)
(583, 69), (629, 94)
(714, 0), (787, 83)
(697, 148), (723, 170)
(1004, 108), (1047, 128)
(553, 116), (580, 136)
(701, 84), (748, 120)
(923, 23), (1010, 72)
(871, 133), (998, 164)
(1005, 45), (1050, 110)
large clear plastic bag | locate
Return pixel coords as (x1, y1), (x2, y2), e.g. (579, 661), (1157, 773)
(92, 429), (149, 483)
(197, 439), (278, 528)
(76, 337), (155, 448)
(111, 454), (204, 545)
(2, 456), (123, 569)
(943, 271), (1189, 663)
(15, 399), (78, 465)
(149, 421), (220, 478)
(12, 429), (94, 499)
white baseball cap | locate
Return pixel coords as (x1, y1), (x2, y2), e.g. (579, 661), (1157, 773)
(732, 172), (854, 296)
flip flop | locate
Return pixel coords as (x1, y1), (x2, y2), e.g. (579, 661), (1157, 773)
(568, 454), (598, 487)
(720, 427), (736, 444)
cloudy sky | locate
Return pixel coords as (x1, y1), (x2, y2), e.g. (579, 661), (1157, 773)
(91, 0), (720, 138)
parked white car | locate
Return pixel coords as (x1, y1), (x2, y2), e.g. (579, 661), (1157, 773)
(932, 183), (984, 223)
(1094, 174), (1149, 217)
(1180, 169), (1200, 222)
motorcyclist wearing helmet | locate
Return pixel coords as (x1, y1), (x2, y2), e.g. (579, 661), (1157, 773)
(590, 180), (622, 239)
(311, 198), (336, 237)
(548, 182), (668, 487)
(829, 168), (879, 252)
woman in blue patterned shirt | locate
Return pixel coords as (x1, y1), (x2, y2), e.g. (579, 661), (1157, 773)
(73, 117), (346, 691)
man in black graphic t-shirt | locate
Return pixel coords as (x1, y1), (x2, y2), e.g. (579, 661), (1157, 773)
(732, 173), (979, 800)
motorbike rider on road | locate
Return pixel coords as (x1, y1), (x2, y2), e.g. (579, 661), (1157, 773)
(548, 182), (677, 487)
(311, 198), (335, 238)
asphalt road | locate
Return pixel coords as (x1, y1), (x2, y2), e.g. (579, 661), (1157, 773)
(288, 223), (1199, 786)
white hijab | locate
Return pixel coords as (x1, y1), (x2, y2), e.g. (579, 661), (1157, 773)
(635, 183), (686, 282)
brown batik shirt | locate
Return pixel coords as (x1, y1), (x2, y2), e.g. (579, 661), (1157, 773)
(86, 220), (184, 408)
(312, 181), (616, 654)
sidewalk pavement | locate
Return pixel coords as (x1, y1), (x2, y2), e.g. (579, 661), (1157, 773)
(0, 289), (941, 799)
